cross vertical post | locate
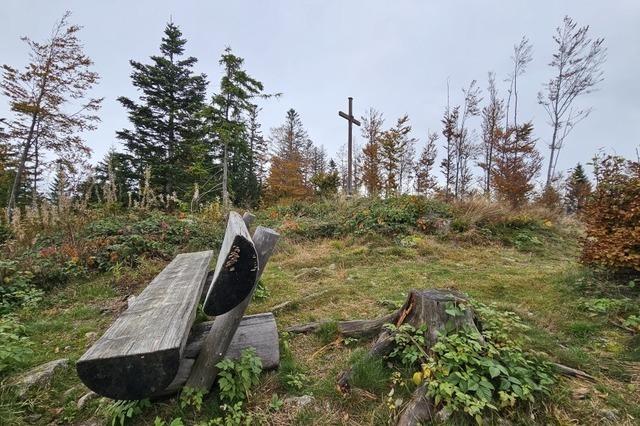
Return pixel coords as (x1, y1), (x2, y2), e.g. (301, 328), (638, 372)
(338, 97), (361, 196)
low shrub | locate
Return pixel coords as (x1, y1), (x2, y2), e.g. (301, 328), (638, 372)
(216, 348), (262, 404)
(581, 155), (640, 275)
(0, 315), (33, 375)
(384, 301), (554, 424)
(0, 260), (42, 314)
(1, 210), (224, 297)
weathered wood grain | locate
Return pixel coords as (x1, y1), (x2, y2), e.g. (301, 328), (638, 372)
(76, 251), (213, 400)
(157, 313), (279, 396)
(185, 226), (279, 392)
(202, 211), (258, 316)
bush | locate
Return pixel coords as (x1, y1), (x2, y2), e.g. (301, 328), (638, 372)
(0, 260), (42, 314)
(581, 155), (640, 274)
(0, 315), (33, 375)
(216, 348), (262, 404)
(386, 302), (554, 424)
(0, 210), (224, 296)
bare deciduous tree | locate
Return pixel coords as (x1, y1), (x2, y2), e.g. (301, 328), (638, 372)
(505, 36), (533, 128)
(538, 15), (606, 187)
(479, 72), (505, 198)
(1, 11), (101, 219)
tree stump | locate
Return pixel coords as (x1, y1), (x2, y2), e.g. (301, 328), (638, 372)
(289, 289), (481, 426)
(336, 289), (480, 393)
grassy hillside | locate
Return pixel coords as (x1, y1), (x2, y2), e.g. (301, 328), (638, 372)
(1, 197), (638, 425)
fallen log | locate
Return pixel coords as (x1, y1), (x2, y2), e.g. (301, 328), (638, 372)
(285, 314), (395, 339)
(185, 225), (279, 392)
(156, 313), (279, 396)
(552, 362), (596, 381)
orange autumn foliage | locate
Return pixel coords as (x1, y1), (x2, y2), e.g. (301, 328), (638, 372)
(581, 155), (640, 273)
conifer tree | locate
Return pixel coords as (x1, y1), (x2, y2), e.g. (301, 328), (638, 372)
(360, 108), (384, 197)
(93, 149), (136, 205)
(491, 122), (541, 207)
(564, 163), (592, 213)
(117, 21), (207, 204)
(440, 106), (459, 200)
(415, 132), (439, 195)
(265, 109), (312, 202)
(207, 47), (274, 208)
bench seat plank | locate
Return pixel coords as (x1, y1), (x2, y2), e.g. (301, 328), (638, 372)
(76, 250), (213, 400)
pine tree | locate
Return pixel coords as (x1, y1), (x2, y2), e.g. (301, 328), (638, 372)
(247, 105), (268, 188)
(415, 132), (438, 195)
(360, 108), (384, 197)
(564, 163), (592, 213)
(117, 22), (207, 205)
(93, 149), (136, 205)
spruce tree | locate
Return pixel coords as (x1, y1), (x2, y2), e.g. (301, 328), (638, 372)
(564, 163), (592, 213)
(206, 47), (273, 208)
(117, 22), (208, 204)
(360, 108), (384, 197)
(415, 132), (439, 195)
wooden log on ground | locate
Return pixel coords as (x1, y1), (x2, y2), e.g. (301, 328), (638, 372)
(185, 226), (280, 392)
(76, 251), (214, 400)
(552, 362), (596, 381)
(203, 211), (258, 316)
(156, 313), (279, 396)
(285, 313), (396, 339)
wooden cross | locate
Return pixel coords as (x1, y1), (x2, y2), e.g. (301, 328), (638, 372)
(338, 97), (361, 195)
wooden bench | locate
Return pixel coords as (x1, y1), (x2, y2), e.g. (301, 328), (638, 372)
(76, 212), (279, 400)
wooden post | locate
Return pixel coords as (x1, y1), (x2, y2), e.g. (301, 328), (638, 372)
(339, 97), (361, 195)
(185, 226), (280, 392)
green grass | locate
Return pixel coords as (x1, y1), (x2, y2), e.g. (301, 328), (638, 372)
(1, 217), (639, 425)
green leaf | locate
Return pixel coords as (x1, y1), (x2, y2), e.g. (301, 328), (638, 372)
(489, 366), (501, 378)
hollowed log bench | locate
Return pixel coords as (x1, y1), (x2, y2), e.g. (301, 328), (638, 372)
(77, 212), (279, 400)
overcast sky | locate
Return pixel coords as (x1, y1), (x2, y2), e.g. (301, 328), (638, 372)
(2, 1), (639, 187)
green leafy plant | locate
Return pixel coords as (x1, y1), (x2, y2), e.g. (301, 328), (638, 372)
(423, 304), (554, 424)
(216, 348), (262, 404)
(209, 401), (253, 426)
(384, 323), (428, 367)
(154, 417), (185, 426)
(268, 393), (284, 411)
(179, 386), (205, 413)
(284, 372), (307, 391)
(252, 280), (270, 301)
(0, 315), (33, 374)
(103, 399), (151, 426)
(623, 315), (640, 332)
